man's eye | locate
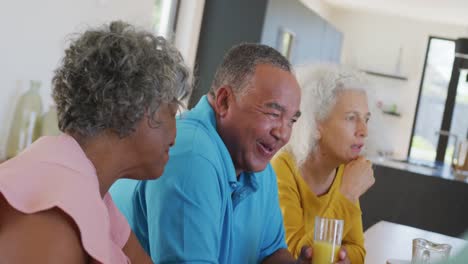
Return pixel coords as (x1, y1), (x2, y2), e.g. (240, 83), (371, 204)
(267, 113), (280, 118)
(288, 118), (297, 127)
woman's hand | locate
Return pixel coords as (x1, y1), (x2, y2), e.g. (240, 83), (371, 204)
(340, 156), (375, 203)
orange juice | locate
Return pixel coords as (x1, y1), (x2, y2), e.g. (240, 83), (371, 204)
(312, 241), (340, 264)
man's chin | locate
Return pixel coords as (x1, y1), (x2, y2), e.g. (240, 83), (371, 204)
(246, 162), (269, 173)
(148, 167), (165, 180)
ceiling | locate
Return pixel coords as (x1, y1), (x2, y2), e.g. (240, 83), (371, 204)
(323, 0), (468, 27)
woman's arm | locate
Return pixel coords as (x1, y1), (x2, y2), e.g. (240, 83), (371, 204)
(341, 202), (366, 264)
(271, 154), (313, 258)
(123, 230), (153, 264)
(0, 202), (88, 264)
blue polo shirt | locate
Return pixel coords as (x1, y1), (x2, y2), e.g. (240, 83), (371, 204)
(110, 96), (287, 263)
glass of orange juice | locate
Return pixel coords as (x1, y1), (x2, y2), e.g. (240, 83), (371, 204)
(313, 216), (344, 264)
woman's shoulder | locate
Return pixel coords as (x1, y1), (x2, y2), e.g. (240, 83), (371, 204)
(272, 150), (297, 169)
(0, 158), (121, 263)
(272, 150), (301, 185)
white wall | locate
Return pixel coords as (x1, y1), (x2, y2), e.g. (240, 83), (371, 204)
(0, 0), (206, 159)
(0, 0), (154, 159)
(329, 8), (468, 159)
(299, 0), (334, 23)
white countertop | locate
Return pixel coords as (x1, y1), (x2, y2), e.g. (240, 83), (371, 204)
(364, 221), (468, 263)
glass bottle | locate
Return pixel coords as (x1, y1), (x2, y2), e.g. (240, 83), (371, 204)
(40, 105), (61, 136)
(6, 80), (43, 158)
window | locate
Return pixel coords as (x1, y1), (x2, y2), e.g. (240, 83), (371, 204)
(153, 0), (179, 41)
(408, 37), (468, 166)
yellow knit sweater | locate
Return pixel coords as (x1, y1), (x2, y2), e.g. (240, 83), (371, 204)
(271, 151), (365, 263)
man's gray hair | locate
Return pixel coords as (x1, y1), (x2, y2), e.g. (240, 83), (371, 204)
(210, 43), (291, 97)
(52, 21), (191, 138)
(286, 63), (368, 166)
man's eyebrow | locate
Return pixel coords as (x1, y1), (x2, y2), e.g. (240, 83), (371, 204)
(265, 102), (301, 118)
(265, 102), (285, 112)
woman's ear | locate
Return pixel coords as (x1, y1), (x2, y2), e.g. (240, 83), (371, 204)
(316, 121), (323, 140)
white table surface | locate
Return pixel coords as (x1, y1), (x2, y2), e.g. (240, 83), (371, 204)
(364, 221), (468, 263)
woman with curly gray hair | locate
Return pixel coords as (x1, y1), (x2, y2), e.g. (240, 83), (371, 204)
(0, 21), (190, 263)
(271, 64), (374, 264)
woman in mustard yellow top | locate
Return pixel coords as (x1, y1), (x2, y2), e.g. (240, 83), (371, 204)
(272, 64), (375, 264)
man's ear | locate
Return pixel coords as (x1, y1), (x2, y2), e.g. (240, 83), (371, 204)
(213, 86), (233, 118)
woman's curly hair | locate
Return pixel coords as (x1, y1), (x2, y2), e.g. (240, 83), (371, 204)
(52, 21), (191, 138)
(286, 63), (368, 167)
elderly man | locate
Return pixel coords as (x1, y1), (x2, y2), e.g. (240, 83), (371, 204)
(112, 43), (348, 263)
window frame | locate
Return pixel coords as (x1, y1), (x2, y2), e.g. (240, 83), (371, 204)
(408, 36), (456, 163)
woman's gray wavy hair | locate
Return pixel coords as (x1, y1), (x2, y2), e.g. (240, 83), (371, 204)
(286, 64), (368, 167)
(52, 20), (191, 138)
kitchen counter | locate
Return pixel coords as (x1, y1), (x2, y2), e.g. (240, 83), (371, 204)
(370, 157), (468, 184)
(361, 161), (468, 237)
(365, 221), (467, 263)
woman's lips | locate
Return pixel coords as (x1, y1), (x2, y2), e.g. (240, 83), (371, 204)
(351, 144), (364, 152)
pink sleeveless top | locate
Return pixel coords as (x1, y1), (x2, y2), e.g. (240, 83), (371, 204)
(0, 134), (131, 263)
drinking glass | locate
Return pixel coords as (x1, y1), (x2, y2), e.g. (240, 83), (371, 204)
(313, 216), (344, 264)
(411, 238), (452, 264)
